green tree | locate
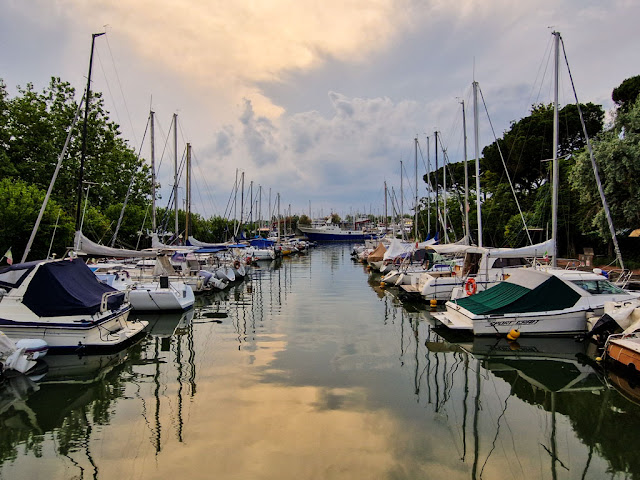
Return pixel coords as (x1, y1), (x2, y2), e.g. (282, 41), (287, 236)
(0, 178), (74, 261)
(0, 76), (152, 248)
(570, 96), (640, 241)
(612, 75), (640, 113)
(298, 214), (311, 225)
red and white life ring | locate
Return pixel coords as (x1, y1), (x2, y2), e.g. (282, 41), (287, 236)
(465, 278), (477, 296)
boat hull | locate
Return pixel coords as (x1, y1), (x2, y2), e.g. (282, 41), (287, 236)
(129, 284), (195, 312)
(0, 306), (147, 353)
(607, 336), (640, 370)
(433, 305), (592, 336)
(298, 225), (377, 242)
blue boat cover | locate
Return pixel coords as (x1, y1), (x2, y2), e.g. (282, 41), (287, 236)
(250, 239), (275, 248)
(22, 259), (125, 317)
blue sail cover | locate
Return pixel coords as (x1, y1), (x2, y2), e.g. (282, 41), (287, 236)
(22, 259), (126, 317)
(250, 238), (275, 248)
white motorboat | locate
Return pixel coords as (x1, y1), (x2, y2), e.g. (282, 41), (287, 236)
(0, 258), (146, 352)
(432, 268), (639, 336)
(94, 268), (195, 312)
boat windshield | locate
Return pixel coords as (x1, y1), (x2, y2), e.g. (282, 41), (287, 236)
(570, 280), (627, 295)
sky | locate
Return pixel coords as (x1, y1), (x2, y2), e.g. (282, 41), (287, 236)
(1, 0), (639, 222)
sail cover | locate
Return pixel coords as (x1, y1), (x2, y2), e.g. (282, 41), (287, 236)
(74, 231), (156, 258)
(22, 259), (126, 317)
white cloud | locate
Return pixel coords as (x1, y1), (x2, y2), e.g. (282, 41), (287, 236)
(2, 0), (639, 217)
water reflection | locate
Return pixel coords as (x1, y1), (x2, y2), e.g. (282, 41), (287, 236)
(3, 246), (640, 479)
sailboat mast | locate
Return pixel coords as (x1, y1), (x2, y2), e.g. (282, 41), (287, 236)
(277, 193), (281, 242)
(384, 181), (388, 233)
(268, 188), (272, 233)
(185, 143), (191, 241)
(240, 171), (245, 232)
(249, 180), (254, 227)
(551, 31), (560, 267)
(473, 81), (483, 247)
(150, 110), (156, 232)
(441, 133), (448, 243)
(426, 136), (431, 235)
(414, 137), (418, 241)
(75, 32), (105, 231)
(400, 159), (404, 239)
(173, 113), (179, 243)
(462, 100), (470, 240)
(434, 131), (439, 240)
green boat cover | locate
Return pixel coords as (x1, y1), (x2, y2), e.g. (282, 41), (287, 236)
(454, 275), (581, 315)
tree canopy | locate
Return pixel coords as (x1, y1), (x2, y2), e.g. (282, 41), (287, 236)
(612, 75), (640, 113)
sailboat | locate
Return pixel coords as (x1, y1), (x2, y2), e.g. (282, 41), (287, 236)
(432, 31), (639, 336)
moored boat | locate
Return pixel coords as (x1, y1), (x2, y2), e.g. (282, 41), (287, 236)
(432, 268), (639, 336)
(298, 219), (378, 242)
(0, 258), (146, 352)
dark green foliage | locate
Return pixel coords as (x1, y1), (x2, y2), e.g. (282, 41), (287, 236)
(0, 76), (152, 259)
(612, 75), (640, 112)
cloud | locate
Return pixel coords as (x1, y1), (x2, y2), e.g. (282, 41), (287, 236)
(3, 0), (640, 217)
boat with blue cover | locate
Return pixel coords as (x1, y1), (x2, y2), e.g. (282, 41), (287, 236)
(0, 258), (146, 352)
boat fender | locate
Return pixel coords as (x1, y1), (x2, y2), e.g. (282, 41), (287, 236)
(507, 329), (520, 341)
(465, 278), (477, 296)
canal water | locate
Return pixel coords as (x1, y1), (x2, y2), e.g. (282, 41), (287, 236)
(1, 244), (639, 479)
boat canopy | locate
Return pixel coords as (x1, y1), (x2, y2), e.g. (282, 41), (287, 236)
(452, 268), (580, 315)
(250, 238), (275, 248)
(383, 239), (414, 261)
(22, 259), (125, 317)
(367, 242), (387, 263)
(74, 231), (157, 258)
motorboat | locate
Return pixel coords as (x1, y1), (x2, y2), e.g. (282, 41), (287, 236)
(0, 258), (146, 352)
(432, 268), (639, 336)
(298, 218), (379, 242)
(93, 266), (195, 312)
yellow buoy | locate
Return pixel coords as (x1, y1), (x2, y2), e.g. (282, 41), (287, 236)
(506, 329), (521, 341)
(596, 356), (603, 362)
(430, 299), (437, 309)
(380, 282), (386, 288)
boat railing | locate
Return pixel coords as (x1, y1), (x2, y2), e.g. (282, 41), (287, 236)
(616, 269), (634, 289)
(100, 290), (129, 313)
(562, 258), (582, 270)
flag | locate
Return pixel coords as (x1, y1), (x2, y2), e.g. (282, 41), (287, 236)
(3, 248), (12, 265)
(543, 250), (549, 262)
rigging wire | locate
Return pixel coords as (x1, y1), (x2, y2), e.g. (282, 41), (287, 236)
(478, 85), (533, 245)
